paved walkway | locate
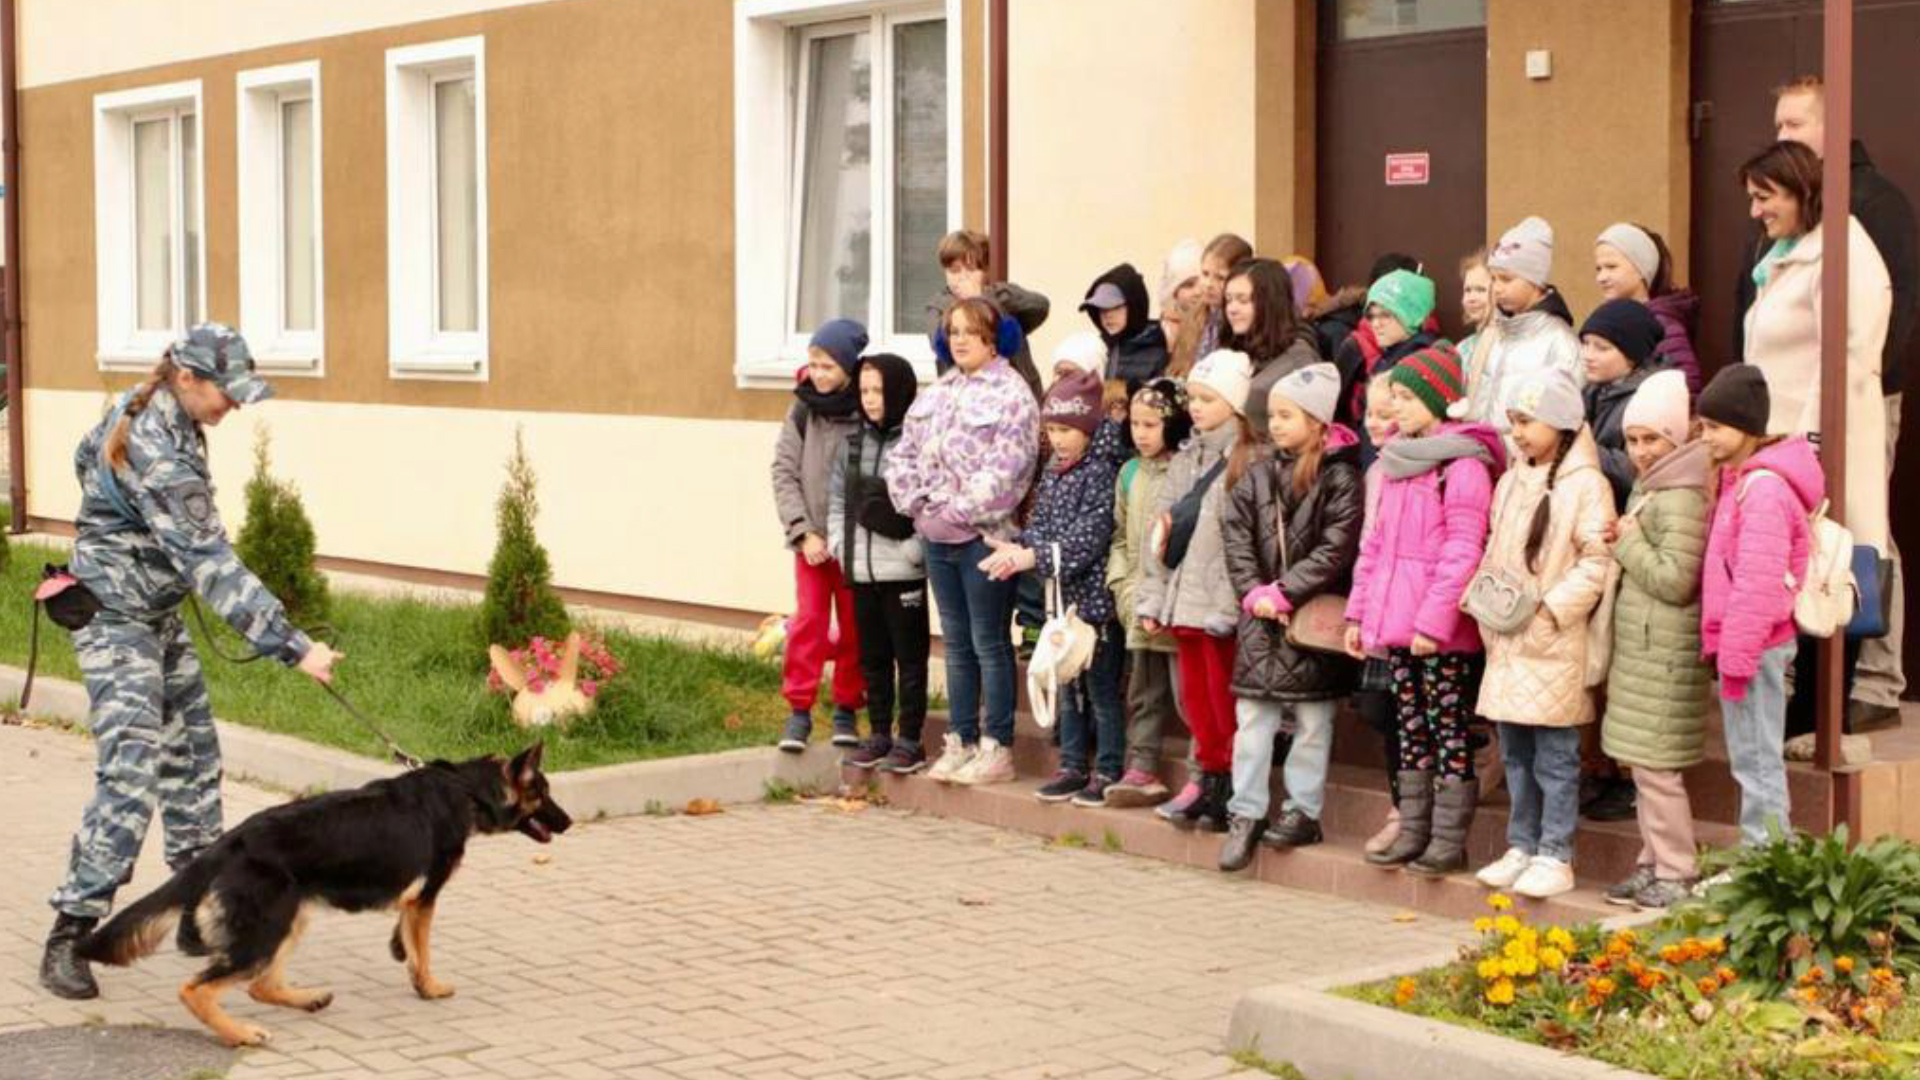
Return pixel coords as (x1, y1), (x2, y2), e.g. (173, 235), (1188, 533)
(0, 721), (1469, 1080)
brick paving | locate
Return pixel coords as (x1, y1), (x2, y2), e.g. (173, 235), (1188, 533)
(0, 722), (1470, 1079)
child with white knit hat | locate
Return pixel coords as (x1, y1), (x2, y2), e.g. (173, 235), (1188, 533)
(1458, 215), (1583, 430)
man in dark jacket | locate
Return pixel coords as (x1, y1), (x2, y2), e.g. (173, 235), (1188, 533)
(1733, 77), (1917, 731)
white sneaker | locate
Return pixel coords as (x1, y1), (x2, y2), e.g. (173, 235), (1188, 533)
(1692, 870), (1734, 898)
(926, 733), (975, 784)
(954, 737), (1015, 786)
(1512, 855), (1575, 899)
(1476, 847), (1533, 889)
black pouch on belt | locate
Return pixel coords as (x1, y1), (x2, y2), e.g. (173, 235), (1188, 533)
(37, 564), (102, 631)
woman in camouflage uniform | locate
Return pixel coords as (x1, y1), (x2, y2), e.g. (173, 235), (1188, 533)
(40, 324), (342, 1000)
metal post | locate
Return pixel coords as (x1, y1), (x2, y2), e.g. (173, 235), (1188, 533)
(988, 0), (1008, 283)
(1814, 0), (1854, 839)
(2, 0), (23, 534)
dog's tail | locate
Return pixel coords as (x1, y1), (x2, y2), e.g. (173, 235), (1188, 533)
(77, 859), (214, 967)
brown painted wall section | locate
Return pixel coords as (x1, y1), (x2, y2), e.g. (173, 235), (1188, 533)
(1486, 0), (1691, 320)
(21, 0), (985, 424)
(1254, 0), (1316, 259)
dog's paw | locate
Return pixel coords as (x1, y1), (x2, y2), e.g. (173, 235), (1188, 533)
(222, 1022), (271, 1047)
(301, 990), (334, 1013)
(412, 977), (456, 1000)
(389, 926), (406, 963)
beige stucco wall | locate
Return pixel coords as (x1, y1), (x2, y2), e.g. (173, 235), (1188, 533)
(1005, 0), (1258, 366)
(1487, 0), (1691, 318)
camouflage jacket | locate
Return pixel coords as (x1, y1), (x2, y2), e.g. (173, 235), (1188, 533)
(69, 388), (311, 665)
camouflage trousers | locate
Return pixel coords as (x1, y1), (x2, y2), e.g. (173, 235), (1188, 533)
(48, 610), (223, 918)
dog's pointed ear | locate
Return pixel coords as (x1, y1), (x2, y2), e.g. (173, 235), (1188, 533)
(508, 742), (545, 788)
(489, 645), (528, 692)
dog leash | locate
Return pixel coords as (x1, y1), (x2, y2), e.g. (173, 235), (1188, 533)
(185, 598), (425, 769)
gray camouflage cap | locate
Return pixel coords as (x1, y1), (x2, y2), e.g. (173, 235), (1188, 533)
(170, 322), (273, 405)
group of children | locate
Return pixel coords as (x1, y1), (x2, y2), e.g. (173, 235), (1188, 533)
(770, 217), (1829, 906)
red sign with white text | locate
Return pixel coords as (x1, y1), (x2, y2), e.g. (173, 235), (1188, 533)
(1385, 152), (1431, 186)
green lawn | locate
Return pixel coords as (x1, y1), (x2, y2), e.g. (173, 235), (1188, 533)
(0, 539), (789, 771)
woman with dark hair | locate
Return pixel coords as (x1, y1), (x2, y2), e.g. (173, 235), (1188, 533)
(1738, 139), (1892, 752)
(1221, 257), (1322, 438)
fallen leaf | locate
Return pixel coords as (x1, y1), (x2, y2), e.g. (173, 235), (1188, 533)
(685, 798), (724, 816)
(722, 713), (744, 731)
(1392, 911), (1420, 923)
(531, 853), (552, 865)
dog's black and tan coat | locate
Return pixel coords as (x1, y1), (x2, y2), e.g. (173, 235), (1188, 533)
(79, 743), (571, 1047)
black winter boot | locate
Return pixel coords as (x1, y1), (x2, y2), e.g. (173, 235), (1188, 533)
(1407, 777), (1478, 877)
(1194, 771), (1232, 834)
(40, 913), (100, 1000)
(1369, 770), (1434, 866)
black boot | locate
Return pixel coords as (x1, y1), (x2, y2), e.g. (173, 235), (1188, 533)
(1369, 770), (1433, 866)
(40, 913), (100, 1000)
(1218, 814), (1266, 871)
(1407, 777), (1478, 877)
(1261, 806), (1323, 848)
(1194, 771), (1232, 834)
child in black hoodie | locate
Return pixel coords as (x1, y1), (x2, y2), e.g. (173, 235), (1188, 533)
(1081, 263), (1170, 384)
(828, 354), (931, 773)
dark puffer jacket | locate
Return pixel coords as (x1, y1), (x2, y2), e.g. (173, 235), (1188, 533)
(1220, 435), (1364, 702)
(1082, 263), (1170, 383)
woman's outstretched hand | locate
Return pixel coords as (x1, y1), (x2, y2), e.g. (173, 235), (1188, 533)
(298, 642), (343, 684)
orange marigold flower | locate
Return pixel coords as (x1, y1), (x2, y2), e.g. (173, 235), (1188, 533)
(1660, 945), (1687, 965)
(1703, 937), (1726, 957)
(1394, 977), (1417, 1007)
(1716, 966), (1738, 987)
(1697, 977), (1719, 997)
(1835, 956), (1855, 975)
(1636, 970), (1667, 991)
(1800, 966), (1826, 986)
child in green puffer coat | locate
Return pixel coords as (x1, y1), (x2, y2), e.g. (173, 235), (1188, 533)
(1599, 370), (1713, 910)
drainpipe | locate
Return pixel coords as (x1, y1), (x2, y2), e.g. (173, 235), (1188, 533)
(988, 0), (1007, 283)
(1814, 0), (1856, 838)
(2, 0), (22, 534)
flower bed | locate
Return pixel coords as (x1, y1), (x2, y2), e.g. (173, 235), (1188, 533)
(1345, 831), (1920, 1080)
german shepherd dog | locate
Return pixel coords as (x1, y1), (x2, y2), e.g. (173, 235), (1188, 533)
(79, 743), (571, 1046)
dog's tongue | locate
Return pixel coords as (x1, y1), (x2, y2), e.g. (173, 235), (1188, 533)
(525, 819), (552, 844)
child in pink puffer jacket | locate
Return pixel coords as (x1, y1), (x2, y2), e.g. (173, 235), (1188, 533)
(1695, 364), (1820, 846)
(1344, 343), (1506, 877)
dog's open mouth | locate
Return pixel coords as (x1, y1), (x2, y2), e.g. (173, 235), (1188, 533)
(518, 817), (554, 844)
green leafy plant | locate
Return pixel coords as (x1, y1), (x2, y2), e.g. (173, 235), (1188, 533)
(1705, 825), (1920, 985)
(477, 428), (570, 652)
(234, 424), (330, 627)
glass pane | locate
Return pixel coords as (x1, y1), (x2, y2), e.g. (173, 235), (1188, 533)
(434, 76), (479, 334)
(1335, 0), (1484, 41)
(280, 97), (316, 332)
(133, 118), (172, 332)
(794, 31), (872, 333)
(892, 20), (946, 335)
(180, 112), (201, 324)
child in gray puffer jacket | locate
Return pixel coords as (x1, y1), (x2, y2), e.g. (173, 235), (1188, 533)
(829, 353), (931, 774)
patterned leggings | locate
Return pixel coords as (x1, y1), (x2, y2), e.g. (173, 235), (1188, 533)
(1389, 648), (1482, 782)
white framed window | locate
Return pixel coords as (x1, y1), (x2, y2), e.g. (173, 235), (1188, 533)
(93, 80), (206, 368)
(237, 61), (324, 373)
(735, 0), (961, 388)
(385, 36), (487, 379)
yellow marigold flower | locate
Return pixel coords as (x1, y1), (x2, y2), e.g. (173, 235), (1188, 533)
(1503, 937), (1535, 961)
(1494, 915), (1521, 937)
(1566, 998), (1587, 1017)
(1697, 977), (1719, 997)
(1486, 978), (1516, 1005)
(1488, 893), (1514, 911)
(1473, 917), (1494, 934)
(1477, 957), (1504, 981)
(1394, 977), (1417, 1006)
(1871, 966), (1897, 986)
(1546, 927), (1575, 952)
(1617, 929), (1638, 946)
(1540, 946), (1567, 971)
(1703, 937), (1726, 957)
(1798, 986), (1822, 1005)
(1835, 956), (1855, 975)
(1515, 955), (1540, 978)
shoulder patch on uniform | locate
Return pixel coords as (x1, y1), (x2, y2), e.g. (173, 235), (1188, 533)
(168, 479), (217, 529)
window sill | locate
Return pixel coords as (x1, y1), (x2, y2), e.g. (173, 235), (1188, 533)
(389, 353), (488, 382)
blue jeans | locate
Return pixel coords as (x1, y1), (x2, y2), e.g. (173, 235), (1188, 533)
(926, 538), (1018, 746)
(1229, 698), (1336, 821)
(1498, 722), (1583, 862)
(1723, 639), (1796, 845)
(1058, 621), (1126, 779)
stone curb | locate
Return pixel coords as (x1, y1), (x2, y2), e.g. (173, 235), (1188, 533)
(0, 663), (845, 818)
(1227, 978), (1659, 1080)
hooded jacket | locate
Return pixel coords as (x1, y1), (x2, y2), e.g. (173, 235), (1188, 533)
(1345, 422), (1507, 654)
(1459, 287), (1583, 431)
(1583, 357), (1676, 511)
(1221, 428), (1363, 701)
(828, 355), (925, 585)
(771, 374), (864, 550)
(1646, 289), (1703, 397)
(1702, 437), (1824, 699)
(1474, 427), (1617, 728)
(1020, 419), (1126, 626)
(885, 356), (1040, 546)
(1108, 454), (1177, 653)
(1744, 215), (1891, 554)
(1083, 263), (1170, 383)
(1135, 423), (1242, 635)
(1308, 286), (1366, 367)
(1603, 440), (1713, 771)
(1733, 141), (1917, 395)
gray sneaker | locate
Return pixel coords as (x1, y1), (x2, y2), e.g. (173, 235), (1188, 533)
(777, 711), (812, 753)
(830, 708), (861, 747)
(1633, 877), (1697, 911)
(1604, 865), (1658, 907)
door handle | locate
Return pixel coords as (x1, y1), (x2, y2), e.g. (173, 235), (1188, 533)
(1690, 100), (1715, 141)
